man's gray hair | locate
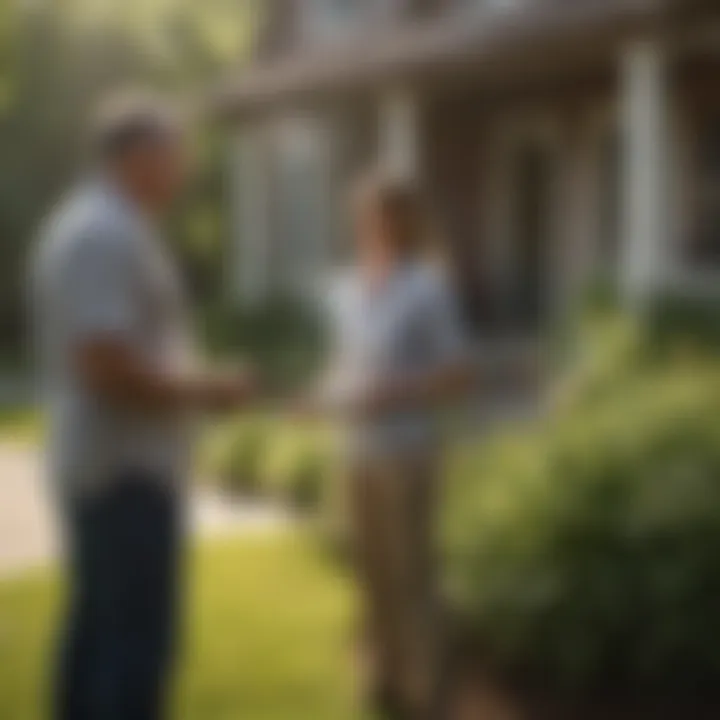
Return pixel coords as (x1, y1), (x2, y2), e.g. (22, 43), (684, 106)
(90, 91), (182, 160)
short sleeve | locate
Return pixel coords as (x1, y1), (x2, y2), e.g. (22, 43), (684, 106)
(421, 270), (467, 364)
(61, 225), (139, 344)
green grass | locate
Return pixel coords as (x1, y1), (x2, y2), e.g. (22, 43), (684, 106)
(0, 533), (359, 720)
(0, 406), (41, 444)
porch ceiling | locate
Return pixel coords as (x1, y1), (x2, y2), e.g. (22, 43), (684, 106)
(210, 0), (713, 122)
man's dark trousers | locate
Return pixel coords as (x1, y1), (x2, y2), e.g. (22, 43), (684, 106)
(56, 472), (183, 720)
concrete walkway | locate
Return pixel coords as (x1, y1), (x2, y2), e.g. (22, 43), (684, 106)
(0, 443), (289, 579)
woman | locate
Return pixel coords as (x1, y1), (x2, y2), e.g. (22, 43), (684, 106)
(303, 172), (472, 718)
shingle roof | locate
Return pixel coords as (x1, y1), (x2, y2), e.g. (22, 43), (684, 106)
(211, 0), (670, 120)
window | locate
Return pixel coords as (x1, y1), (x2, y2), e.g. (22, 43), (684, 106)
(272, 119), (331, 292)
(689, 117), (720, 267)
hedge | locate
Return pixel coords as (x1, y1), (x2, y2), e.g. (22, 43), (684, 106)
(204, 415), (337, 512)
(443, 309), (720, 694)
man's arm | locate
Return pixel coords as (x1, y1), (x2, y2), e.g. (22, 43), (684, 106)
(77, 339), (254, 414)
(64, 225), (256, 415)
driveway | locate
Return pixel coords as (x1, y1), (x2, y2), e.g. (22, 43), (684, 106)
(0, 443), (289, 579)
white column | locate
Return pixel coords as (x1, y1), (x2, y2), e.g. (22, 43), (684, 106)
(620, 39), (671, 306)
(274, 114), (334, 297)
(312, 114), (336, 285)
(230, 125), (271, 305)
(378, 88), (420, 180)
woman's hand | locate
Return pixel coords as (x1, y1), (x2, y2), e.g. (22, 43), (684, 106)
(286, 395), (320, 420)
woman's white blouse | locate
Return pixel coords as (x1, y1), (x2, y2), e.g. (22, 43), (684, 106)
(322, 261), (467, 458)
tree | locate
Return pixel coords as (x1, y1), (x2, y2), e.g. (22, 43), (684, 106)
(0, 0), (261, 364)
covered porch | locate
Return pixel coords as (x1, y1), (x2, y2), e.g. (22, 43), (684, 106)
(222, 1), (720, 338)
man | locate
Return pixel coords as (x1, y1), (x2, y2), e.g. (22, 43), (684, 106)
(31, 93), (256, 720)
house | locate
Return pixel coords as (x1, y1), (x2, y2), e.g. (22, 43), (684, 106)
(214, 0), (719, 337)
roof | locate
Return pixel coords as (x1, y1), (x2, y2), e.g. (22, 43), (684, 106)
(210, 0), (718, 119)
(211, 0), (716, 121)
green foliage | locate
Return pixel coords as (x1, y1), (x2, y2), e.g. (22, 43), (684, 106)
(648, 292), (720, 355)
(552, 310), (648, 413)
(0, 1), (261, 361)
(204, 415), (337, 512)
(565, 283), (720, 366)
(0, 406), (41, 444)
(201, 297), (329, 392)
(444, 314), (720, 693)
(0, 535), (356, 720)
(261, 425), (337, 510)
(203, 416), (269, 496)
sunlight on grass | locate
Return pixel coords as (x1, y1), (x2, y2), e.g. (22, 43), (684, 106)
(0, 407), (42, 444)
(0, 533), (358, 720)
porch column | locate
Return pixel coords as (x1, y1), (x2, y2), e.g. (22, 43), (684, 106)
(620, 39), (671, 306)
(273, 114), (335, 297)
(230, 124), (272, 305)
(378, 88), (420, 180)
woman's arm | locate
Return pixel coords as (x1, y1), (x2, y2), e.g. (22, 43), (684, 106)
(355, 360), (474, 419)
(342, 268), (474, 420)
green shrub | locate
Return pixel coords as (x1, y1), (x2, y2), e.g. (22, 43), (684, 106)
(200, 297), (328, 392)
(552, 310), (647, 412)
(443, 361), (720, 693)
(554, 289), (720, 414)
(205, 417), (270, 497)
(204, 415), (337, 512)
(261, 424), (336, 511)
(562, 284), (720, 372)
(648, 292), (720, 355)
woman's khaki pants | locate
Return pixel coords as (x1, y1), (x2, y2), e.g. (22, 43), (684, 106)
(349, 453), (441, 716)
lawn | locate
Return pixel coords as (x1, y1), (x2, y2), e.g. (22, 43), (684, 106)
(0, 406), (41, 444)
(0, 533), (359, 720)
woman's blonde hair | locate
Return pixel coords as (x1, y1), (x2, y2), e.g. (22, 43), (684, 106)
(352, 170), (433, 259)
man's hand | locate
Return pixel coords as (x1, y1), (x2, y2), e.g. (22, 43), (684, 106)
(77, 338), (263, 415)
(200, 367), (261, 413)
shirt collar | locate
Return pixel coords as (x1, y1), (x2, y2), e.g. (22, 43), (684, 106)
(91, 172), (157, 236)
(360, 259), (417, 297)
